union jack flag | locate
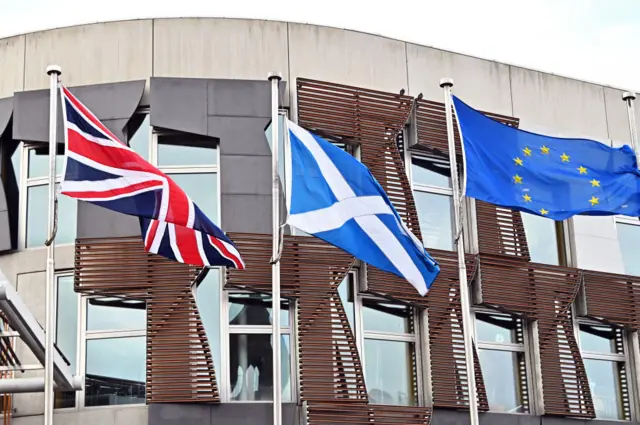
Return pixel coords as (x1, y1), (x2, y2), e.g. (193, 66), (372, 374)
(59, 85), (245, 270)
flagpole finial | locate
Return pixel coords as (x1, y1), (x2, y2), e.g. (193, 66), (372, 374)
(268, 72), (282, 81)
(623, 91), (636, 101)
(439, 78), (454, 88)
(46, 65), (62, 76)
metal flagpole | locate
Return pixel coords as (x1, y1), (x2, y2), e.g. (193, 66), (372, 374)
(623, 91), (639, 154)
(440, 78), (479, 425)
(268, 71), (283, 425)
(44, 64), (61, 425)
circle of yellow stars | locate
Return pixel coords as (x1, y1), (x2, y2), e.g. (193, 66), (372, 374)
(512, 145), (602, 216)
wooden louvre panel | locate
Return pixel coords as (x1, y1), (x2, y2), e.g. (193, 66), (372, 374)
(478, 254), (595, 417)
(74, 236), (219, 403)
(307, 403), (430, 425)
(582, 270), (640, 329)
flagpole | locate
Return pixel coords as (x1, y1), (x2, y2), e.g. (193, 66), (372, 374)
(622, 91), (639, 154)
(44, 64), (61, 425)
(268, 71), (283, 425)
(440, 78), (479, 425)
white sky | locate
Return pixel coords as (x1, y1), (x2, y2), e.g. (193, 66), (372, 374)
(0, 0), (638, 91)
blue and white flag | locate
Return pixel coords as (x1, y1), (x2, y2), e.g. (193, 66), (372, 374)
(283, 119), (440, 295)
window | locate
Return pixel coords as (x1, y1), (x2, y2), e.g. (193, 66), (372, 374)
(19, 145), (77, 248)
(409, 154), (454, 251)
(475, 310), (529, 413)
(521, 212), (565, 265)
(338, 272), (421, 405)
(54, 274), (146, 409)
(616, 220), (640, 276)
(578, 322), (630, 420)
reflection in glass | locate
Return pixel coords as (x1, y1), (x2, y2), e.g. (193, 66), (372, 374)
(411, 156), (451, 188)
(338, 276), (355, 331)
(579, 323), (619, 354)
(10, 145), (21, 187)
(478, 349), (524, 413)
(228, 293), (289, 327)
(167, 173), (217, 220)
(196, 271), (221, 387)
(85, 337), (146, 406)
(27, 148), (65, 179)
(128, 115), (150, 160)
(229, 334), (291, 401)
(584, 359), (624, 420)
(158, 135), (217, 167)
(362, 300), (413, 334)
(414, 191), (453, 251)
(364, 339), (416, 405)
(476, 312), (520, 344)
(27, 184), (77, 247)
(55, 275), (77, 408)
(617, 222), (640, 276)
(87, 299), (146, 332)
(521, 212), (560, 265)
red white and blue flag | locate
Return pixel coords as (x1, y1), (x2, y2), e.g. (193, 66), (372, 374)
(59, 85), (245, 270)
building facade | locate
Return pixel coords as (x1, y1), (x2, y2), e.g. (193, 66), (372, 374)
(0, 17), (639, 425)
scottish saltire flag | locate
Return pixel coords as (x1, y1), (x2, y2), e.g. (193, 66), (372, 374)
(59, 85), (244, 269)
(283, 119), (440, 295)
(453, 96), (640, 221)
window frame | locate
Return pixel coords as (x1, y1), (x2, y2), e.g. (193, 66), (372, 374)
(18, 143), (76, 250)
(345, 270), (425, 406)
(472, 307), (534, 414)
(575, 318), (634, 421)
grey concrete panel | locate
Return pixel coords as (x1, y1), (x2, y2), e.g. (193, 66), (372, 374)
(207, 79), (285, 118)
(540, 417), (585, 425)
(604, 87), (632, 148)
(0, 35), (25, 98)
(221, 194), (271, 234)
(148, 402), (298, 425)
(76, 201), (140, 239)
(0, 97), (12, 135)
(0, 210), (10, 251)
(150, 77), (208, 136)
(208, 117), (271, 156)
(220, 155), (271, 196)
(13, 80), (145, 143)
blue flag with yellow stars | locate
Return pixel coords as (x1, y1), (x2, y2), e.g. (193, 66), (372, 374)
(452, 95), (640, 220)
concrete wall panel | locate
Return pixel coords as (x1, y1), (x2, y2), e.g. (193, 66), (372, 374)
(604, 87), (632, 147)
(510, 66), (609, 140)
(23, 20), (152, 91)
(0, 35), (25, 98)
(153, 18), (289, 82)
(287, 23), (408, 94)
(407, 45), (512, 116)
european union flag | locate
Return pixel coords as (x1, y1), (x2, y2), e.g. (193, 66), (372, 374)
(453, 96), (640, 220)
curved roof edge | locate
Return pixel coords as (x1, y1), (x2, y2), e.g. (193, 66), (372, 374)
(0, 16), (638, 94)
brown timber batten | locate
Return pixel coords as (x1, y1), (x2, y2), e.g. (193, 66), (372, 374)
(74, 236), (219, 403)
(582, 270), (640, 329)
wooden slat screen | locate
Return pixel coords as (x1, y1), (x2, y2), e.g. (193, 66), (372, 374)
(74, 236), (219, 403)
(582, 270), (640, 329)
(307, 403), (430, 425)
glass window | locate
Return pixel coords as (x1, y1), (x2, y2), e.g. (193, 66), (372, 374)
(617, 222), (640, 276)
(228, 293), (289, 327)
(579, 322), (628, 420)
(26, 184), (77, 247)
(85, 336), (146, 407)
(475, 310), (528, 413)
(55, 275), (78, 409)
(128, 115), (150, 160)
(87, 299), (146, 332)
(228, 334), (291, 401)
(196, 271), (221, 388)
(364, 339), (416, 405)
(521, 212), (561, 265)
(362, 300), (413, 334)
(158, 134), (217, 167)
(411, 155), (454, 251)
(414, 191), (453, 251)
(27, 148), (65, 179)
